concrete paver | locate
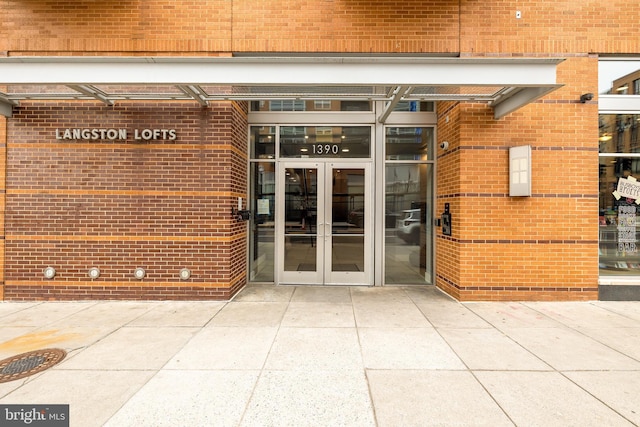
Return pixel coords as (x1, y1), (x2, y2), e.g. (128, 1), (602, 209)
(367, 370), (514, 427)
(496, 326), (640, 371)
(282, 302), (355, 327)
(242, 370), (375, 427)
(475, 371), (635, 427)
(437, 328), (552, 371)
(0, 284), (639, 426)
(105, 370), (260, 427)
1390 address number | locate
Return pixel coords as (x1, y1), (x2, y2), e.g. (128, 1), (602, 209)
(312, 144), (340, 155)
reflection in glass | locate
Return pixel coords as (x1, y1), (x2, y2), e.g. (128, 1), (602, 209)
(385, 164), (433, 284)
(283, 168), (318, 271)
(249, 162), (275, 281)
(599, 60), (640, 95)
(599, 114), (640, 154)
(332, 236), (364, 272)
(392, 101), (435, 112)
(599, 156), (640, 276)
(284, 236), (317, 271)
(331, 168), (365, 272)
(385, 127), (434, 160)
(250, 100), (371, 112)
(250, 126), (275, 159)
(280, 126), (371, 158)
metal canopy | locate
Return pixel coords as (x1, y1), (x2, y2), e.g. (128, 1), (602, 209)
(0, 56), (564, 120)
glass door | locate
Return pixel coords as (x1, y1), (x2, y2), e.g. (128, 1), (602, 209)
(279, 163), (322, 284)
(277, 162), (371, 285)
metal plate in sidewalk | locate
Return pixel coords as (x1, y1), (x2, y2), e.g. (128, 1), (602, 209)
(0, 348), (67, 383)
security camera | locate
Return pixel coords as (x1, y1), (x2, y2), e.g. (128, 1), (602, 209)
(580, 93), (594, 103)
(439, 141), (449, 150)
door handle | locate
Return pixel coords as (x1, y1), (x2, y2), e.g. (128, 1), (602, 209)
(316, 222), (327, 237)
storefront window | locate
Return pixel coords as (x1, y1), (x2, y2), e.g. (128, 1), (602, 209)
(599, 114), (640, 276)
(599, 115), (640, 153)
(599, 59), (640, 278)
(599, 59), (640, 95)
(598, 155), (640, 275)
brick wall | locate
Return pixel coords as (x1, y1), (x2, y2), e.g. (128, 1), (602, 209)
(2, 1), (639, 301)
(435, 56), (601, 301)
(0, 113), (5, 300)
(461, 1), (640, 56)
(4, 101), (248, 300)
(0, 0), (459, 55)
(436, 102), (461, 300)
(231, 0), (459, 53)
(3, 1), (638, 56)
(0, 0), (233, 54)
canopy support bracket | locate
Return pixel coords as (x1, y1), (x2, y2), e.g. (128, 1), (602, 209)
(177, 85), (209, 107)
(0, 92), (17, 117)
(67, 85), (114, 106)
(378, 86), (412, 123)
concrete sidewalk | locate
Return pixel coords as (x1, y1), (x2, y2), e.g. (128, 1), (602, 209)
(0, 285), (639, 426)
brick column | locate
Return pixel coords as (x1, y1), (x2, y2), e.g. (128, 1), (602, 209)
(4, 101), (249, 300)
(0, 113), (5, 300)
(435, 57), (600, 301)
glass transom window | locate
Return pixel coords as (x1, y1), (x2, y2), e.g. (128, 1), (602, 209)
(279, 126), (371, 158)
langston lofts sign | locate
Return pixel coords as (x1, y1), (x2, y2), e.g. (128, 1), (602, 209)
(55, 128), (177, 141)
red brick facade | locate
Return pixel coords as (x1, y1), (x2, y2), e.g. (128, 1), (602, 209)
(3, 101), (247, 300)
(1, 1), (638, 301)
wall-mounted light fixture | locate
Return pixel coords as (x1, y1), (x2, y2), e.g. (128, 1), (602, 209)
(179, 268), (192, 280)
(509, 145), (532, 197)
(580, 93), (594, 103)
(134, 267), (146, 280)
(88, 267), (101, 279)
(43, 266), (56, 279)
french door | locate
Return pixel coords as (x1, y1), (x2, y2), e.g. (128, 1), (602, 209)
(277, 161), (372, 285)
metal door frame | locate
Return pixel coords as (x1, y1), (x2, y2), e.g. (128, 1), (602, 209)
(276, 160), (372, 285)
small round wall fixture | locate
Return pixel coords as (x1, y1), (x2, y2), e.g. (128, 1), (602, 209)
(88, 267), (101, 279)
(43, 267), (56, 279)
(134, 267), (146, 280)
(179, 268), (192, 280)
